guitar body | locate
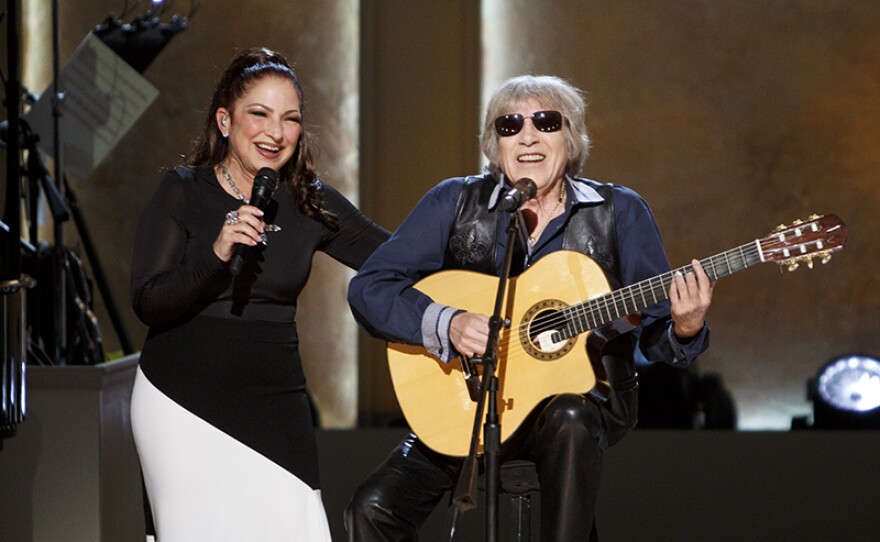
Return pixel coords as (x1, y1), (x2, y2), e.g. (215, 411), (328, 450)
(386, 213), (847, 457)
(388, 250), (613, 457)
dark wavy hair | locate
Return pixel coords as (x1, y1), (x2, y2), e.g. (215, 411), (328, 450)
(185, 47), (337, 229)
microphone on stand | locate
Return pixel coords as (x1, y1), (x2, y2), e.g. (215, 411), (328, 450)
(229, 167), (278, 276)
(499, 177), (537, 212)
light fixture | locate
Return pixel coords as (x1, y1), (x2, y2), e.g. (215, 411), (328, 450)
(811, 354), (880, 429)
(92, 0), (196, 73)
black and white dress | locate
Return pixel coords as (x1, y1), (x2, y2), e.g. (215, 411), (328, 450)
(130, 167), (387, 540)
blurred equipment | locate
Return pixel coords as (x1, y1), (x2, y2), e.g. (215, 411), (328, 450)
(0, 275), (30, 448)
(636, 362), (738, 430)
(93, 0), (199, 73)
(2, 1), (197, 369)
(810, 354), (880, 429)
(2, 0), (28, 447)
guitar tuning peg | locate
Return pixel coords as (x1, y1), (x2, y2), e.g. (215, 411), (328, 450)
(821, 254), (833, 265)
(791, 219), (804, 226)
(808, 213), (820, 220)
(787, 262), (800, 272)
(774, 224), (787, 232)
(806, 257), (814, 269)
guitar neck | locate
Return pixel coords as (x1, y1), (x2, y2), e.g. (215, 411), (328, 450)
(558, 240), (764, 339)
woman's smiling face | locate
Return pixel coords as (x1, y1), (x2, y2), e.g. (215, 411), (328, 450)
(217, 75), (303, 178)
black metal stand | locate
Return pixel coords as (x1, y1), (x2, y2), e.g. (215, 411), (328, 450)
(47, 0), (68, 363)
(2, 0), (27, 445)
(63, 175), (134, 355)
(452, 209), (524, 542)
(15, 0), (136, 363)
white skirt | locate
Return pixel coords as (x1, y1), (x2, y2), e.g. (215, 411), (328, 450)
(131, 366), (332, 541)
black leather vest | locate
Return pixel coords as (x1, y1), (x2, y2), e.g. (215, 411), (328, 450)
(443, 175), (621, 287)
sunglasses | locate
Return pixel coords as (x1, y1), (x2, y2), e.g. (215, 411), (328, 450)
(494, 110), (564, 137)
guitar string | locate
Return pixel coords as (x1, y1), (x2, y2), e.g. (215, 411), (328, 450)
(526, 245), (756, 334)
(497, 224), (834, 354)
(456, 220), (836, 375)
(489, 241), (769, 355)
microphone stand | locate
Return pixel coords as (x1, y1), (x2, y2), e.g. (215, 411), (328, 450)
(452, 208), (523, 542)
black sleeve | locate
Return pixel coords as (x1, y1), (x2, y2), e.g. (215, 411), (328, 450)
(130, 170), (227, 327)
(317, 181), (391, 269)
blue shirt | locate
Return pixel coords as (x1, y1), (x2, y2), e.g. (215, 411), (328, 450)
(348, 175), (708, 367)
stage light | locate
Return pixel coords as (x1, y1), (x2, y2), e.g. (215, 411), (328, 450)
(93, 15), (188, 73)
(811, 354), (880, 429)
(92, 0), (197, 73)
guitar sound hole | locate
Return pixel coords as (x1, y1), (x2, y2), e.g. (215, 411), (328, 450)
(519, 301), (576, 361)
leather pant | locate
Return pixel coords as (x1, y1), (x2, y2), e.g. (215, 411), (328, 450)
(344, 392), (618, 542)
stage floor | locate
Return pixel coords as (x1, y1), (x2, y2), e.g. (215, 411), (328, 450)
(318, 428), (880, 541)
(2, 361), (876, 541)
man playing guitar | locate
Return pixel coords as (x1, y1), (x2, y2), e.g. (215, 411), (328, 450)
(345, 74), (713, 541)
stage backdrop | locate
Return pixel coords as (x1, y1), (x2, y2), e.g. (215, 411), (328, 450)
(21, 0), (880, 430)
(477, 0), (880, 429)
(359, 0), (880, 430)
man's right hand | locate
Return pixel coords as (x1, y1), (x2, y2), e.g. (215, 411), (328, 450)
(449, 311), (490, 358)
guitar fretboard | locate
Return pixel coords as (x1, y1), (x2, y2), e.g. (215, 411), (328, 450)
(553, 240), (764, 341)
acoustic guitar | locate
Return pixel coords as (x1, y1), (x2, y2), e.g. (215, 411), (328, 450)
(387, 214), (847, 456)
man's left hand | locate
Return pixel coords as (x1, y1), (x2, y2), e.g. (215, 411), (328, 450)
(669, 259), (714, 338)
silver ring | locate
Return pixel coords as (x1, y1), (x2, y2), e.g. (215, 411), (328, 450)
(225, 211), (240, 225)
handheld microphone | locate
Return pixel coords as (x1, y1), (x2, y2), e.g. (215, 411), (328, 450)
(229, 167), (278, 276)
(499, 177), (537, 212)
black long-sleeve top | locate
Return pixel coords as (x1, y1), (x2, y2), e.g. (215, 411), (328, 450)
(132, 167), (389, 328)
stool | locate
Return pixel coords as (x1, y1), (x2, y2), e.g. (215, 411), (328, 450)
(496, 460), (541, 541)
(447, 459), (539, 542)
(448, 459), (598, 541)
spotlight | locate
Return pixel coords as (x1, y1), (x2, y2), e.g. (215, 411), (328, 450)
(811, 354), (880, 429)
(92, 0), (199, 73)
(93, 14), (188, 73)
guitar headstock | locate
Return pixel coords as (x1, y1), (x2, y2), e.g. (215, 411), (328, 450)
(759, 214), (847, 271)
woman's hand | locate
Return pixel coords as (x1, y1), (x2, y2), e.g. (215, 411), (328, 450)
(213, 205), (265, 262)
(669, 259), (715, 338)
